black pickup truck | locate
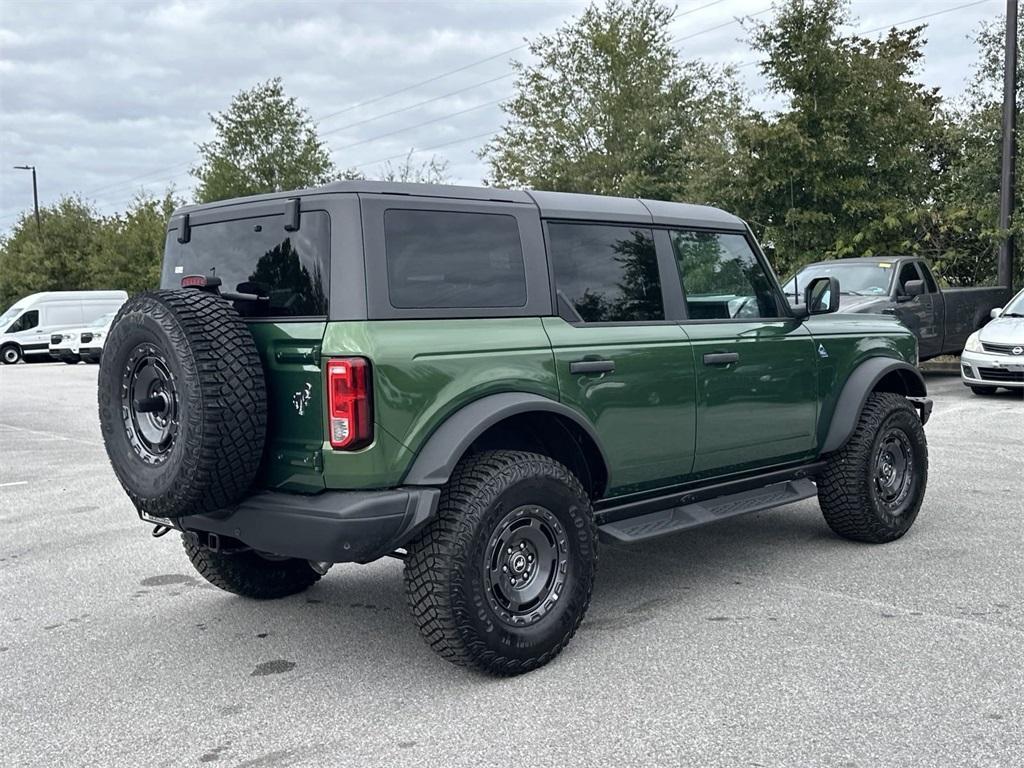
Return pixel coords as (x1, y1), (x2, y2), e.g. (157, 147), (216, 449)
(783, 257), (1009, 360)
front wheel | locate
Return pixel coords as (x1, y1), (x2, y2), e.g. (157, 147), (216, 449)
(404, 450), (597, 676)
(1, 344), (21, 365)
(970, 386), (998, 396)
(818, 392), (928, 543)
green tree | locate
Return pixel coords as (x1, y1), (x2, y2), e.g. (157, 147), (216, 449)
(94, 191), (180, 295)
(192, 78), (336, 203)
(927, 14), (1023, 287)
(340, 151), (451, 184)
(0, 196), (104, 310)
(731, 0), (947, 276)
(481, 0), (744, 201)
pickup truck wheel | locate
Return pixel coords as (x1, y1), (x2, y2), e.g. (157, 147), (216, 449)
(97, 290), (267, 519)
(182, 536), (322, 599)
(1, 344), (21, 365)
(404, 450), (597, 676)
(969, 386), (998, 396)
(818, 392), (928, 543)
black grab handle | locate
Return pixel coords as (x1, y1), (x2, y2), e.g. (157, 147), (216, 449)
(702, 352), (739, 366)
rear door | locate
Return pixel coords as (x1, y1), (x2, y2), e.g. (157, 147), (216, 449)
(162, 202), (333, 492)
(543, 221), (696, 498)
(668, 229), (818, 477)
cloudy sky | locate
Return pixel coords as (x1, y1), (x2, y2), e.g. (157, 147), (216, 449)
(0, 0), (1004, 232)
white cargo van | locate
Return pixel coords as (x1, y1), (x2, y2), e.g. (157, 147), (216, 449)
(0, 291), (128, 364)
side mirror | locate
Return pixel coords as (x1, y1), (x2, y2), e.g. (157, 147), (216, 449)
(991, 307), (1003, 320)
(899, 279), (925, 301)
(805, 276), (840, 315)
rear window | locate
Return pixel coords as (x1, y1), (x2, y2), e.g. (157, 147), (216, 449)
(383, 209), (527, 309)
(162, 211), (330, 318)
(548, 223), (663, 323)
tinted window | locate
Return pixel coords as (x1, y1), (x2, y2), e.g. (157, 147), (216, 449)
(898, 263), (920, 293)
(671, 231), (780, 319)
(384, 210), (526, 309)
(921, 266), (938, 293)
(549, 224), (662, 323)
(162, 212), (330, 317)
(8, 310), (39, 333)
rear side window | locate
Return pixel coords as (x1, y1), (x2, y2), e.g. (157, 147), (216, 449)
(384, 209), (527, 309)
(162, 211), (330, 318)
(548, 223), (662, 323)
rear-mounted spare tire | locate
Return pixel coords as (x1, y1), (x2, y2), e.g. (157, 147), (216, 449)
(98, 289), (267, 519)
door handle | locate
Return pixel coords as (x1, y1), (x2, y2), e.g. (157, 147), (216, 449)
(570, 359), (615, 375)
(703, 352), (739, 366)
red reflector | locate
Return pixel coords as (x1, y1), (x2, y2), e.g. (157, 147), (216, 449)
(181, 275), (207, 288)
(327, 358), (372, 450)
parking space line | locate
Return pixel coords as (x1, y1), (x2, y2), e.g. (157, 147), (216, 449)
(0, 481), (29, 488)
(0, 422), (102, 447)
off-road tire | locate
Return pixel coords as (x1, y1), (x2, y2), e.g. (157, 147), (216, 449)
(970, 386), (998, 396)
(1, 344), (21, 365)
(98, 289), (267, 519)
(818, 392), (928, 543)
(183, 536), (321, 599)
(404, 450), (597, 676)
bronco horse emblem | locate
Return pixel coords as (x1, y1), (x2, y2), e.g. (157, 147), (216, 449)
(292, 382), (312, 415)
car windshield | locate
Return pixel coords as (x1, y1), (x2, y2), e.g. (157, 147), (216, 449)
(782, 262), (894, 297)
(0, 306), (24, 329)
(1001, 289), (1024, 317)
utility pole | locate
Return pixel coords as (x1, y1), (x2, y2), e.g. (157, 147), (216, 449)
(998, 0), (1018, 289)
(13, 164), (41, 236)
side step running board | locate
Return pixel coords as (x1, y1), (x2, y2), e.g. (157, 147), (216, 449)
(598, 478), (818, 544)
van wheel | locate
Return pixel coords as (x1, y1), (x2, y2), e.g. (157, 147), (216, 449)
(183, 535), (322, 599)
(63, 355), (81, 365)
(1, 344), (21, 365)
(818, 392), (928, 543)
(404, 450), (597, 676)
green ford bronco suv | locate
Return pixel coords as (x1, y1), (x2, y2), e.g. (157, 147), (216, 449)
(98, 181), (932, 675)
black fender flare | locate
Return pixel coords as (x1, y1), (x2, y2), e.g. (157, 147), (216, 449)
(402, 392), (610, 486)
(821, 358), (927, 454)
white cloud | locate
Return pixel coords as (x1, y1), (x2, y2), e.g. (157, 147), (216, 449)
(0, 0), (999, 231)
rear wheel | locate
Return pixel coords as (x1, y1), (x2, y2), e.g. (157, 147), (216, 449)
(970, 385), (998, 396)
(818, 392), (928, 543)
(183, 535), (322, 599)
(1, 344), (21, 365)
(404, 450), (597, 676)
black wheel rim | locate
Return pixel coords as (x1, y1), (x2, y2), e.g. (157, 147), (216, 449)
(121, 343), (179, 464)
(873, 427), (913, 510)
(483, 505), (568, 627)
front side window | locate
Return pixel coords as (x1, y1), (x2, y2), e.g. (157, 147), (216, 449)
(8, 310), (39, 333)
(671, 231), (780, 319)
(384, 209), (527, 309)
(162, 211), (330, 318)
(549, 223), (662, 323)
(898, 262), (921, 293)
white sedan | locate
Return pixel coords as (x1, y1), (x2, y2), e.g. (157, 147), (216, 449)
(48, 312), (117, 364)
(961, 288), (1024, 394)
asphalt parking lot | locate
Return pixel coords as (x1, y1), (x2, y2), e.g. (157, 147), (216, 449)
(1, 363), (1021, 768)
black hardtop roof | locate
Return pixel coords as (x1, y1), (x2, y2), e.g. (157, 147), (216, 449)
(171, 180), (747, 231)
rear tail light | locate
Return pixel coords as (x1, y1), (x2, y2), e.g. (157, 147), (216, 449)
(327, 358), (372, 450)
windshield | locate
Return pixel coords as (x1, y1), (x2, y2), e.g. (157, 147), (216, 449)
(782, 262), (894, 297)
(0, 305), (24, 330)
(1001, 289), (1024, 317)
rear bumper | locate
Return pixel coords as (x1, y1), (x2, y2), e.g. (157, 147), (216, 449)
(173, 487), (440, 563)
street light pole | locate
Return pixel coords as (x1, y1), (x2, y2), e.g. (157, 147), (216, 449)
(997, 0), (1018, 289)
(13, 164), (41, 236)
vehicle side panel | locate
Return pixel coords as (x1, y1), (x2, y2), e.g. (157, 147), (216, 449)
(319, 318), (558, 490)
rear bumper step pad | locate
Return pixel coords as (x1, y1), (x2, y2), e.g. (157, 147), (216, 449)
(598, 478), (818, 544)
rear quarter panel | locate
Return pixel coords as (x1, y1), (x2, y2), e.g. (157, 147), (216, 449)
(319, 318), (558, 489)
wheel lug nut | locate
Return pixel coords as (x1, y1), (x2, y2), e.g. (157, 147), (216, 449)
(527, 554), (534, 562)
(502, 565), (508, 572)
(519, 542), (526, 549)
(507, 547), (512, 554)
